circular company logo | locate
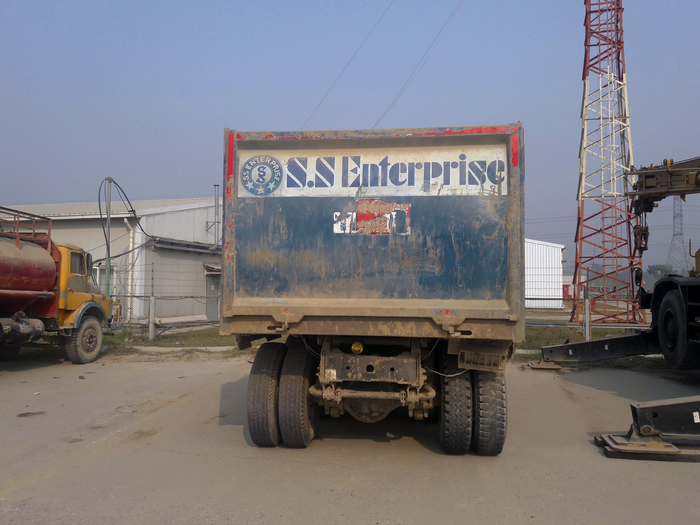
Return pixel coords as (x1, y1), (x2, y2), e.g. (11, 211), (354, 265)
(241, 156), (283, 196)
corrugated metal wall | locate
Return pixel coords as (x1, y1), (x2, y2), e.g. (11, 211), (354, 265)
(141, 206), (218, 245)
(525, 239), (564, 308)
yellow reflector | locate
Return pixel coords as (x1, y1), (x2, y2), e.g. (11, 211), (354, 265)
(351, 342), (364, 354)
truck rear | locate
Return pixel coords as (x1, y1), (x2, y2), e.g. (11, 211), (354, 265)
(221, 124), (524, 454)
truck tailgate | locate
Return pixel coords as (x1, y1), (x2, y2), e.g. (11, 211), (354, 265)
(222, 125), (524, 341)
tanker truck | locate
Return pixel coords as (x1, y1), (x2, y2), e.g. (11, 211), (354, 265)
(221, 124), (524, 455)
(0, 206), (119, 363)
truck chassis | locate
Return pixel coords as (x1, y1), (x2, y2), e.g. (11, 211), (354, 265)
(247, 335), (508, 455)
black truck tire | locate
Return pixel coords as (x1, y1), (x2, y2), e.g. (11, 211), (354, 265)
(439, 354), (472, 455)
(278, 340), (318, 448)
(0, 346), (21, 360)
(65, 316), (102, 364)
(247, 342), (287, 447)
(472, 370), (507, 456)
(658, 290), (700, 370)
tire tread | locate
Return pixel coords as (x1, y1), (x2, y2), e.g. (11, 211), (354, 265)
(247, 342), (287, 447)
(472, 370), (507, 456)
(278, 341), (317, 448)
(439, 354), (472, 455)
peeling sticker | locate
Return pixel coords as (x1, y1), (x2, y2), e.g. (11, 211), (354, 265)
(334, 200), (410, 235)
(333, 212), (356, 234)
(694, 412), (699, 424)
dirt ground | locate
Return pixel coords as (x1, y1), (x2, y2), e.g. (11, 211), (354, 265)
(1, 350), (699, 524)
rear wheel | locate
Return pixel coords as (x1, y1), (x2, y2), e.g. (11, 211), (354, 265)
(439, 354), (472, 455)
(472, 370), (507, 456)
(658, 290), (700, 369)
(65, 316), (102, 364)
(278, 339), (318, 448)
(247, 342), (287, 447)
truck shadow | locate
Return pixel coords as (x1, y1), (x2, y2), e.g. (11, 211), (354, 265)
(0, 347), (71, 372)
(314, 411), (444, 454)
(218, 377), (249, 428)
(218, 378), (446, 453)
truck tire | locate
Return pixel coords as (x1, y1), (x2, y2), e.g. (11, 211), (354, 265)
(0, 346), (21, 360)
(247, 342), (287, 447)
(439, 354), (472, 455)
(658, 290), (700, 369)
(278, 340), (318, 448)
(472, 370), (507, 456)
(65, 316), (102, 364)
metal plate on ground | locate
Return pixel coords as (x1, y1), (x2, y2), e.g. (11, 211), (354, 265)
(594, 433), (700, 462)
(524, 360), (561, 370)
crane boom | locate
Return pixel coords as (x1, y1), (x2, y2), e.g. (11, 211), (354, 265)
(628, 156), (700, 215)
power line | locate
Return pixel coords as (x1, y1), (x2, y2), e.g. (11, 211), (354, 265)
(300, 0), (395, 131)
(373, 0), (464, 129)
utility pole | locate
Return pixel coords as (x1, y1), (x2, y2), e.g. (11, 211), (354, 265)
(207, 184), (221, 245)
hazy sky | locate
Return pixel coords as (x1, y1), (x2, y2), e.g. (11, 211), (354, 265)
(2, 1), (698, 267)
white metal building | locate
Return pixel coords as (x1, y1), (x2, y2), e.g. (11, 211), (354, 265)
(525, 238), (566, 308)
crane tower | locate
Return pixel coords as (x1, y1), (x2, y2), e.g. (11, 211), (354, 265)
(572, 0), (645, 323)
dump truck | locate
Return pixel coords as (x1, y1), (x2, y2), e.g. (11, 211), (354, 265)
(0, 206), (120, 363)
(221, 124), (525, 454)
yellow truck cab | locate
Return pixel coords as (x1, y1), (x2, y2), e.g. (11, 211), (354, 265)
(56, 243), (119, 363)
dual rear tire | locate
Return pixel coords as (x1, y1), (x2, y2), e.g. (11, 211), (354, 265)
(246, 338), (318, 448)
(247, 344), (506, 454)
(439, 355), (507, 456)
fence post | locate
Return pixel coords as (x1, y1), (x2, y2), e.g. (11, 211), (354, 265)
(584, 295), (591, 341)
(149, 296), (156, 340)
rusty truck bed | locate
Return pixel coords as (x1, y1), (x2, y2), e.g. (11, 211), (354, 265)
(221, 125), (524, 342)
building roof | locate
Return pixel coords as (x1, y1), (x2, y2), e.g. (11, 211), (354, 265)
(525, 238), (566, 250)
(11, 197), (215, 220)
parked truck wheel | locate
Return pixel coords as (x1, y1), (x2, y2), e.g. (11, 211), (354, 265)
(439, 354), (472, 455)
(247, 342), (287, 447)
(278, 339), (318, 448)
(65, 316), (102, 364)
(658, 290), (700, 370)
(0, 346), (21, 360)
(472, 370), (507, 456)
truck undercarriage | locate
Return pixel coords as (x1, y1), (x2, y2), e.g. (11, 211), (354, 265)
(247, 335), (510, 455)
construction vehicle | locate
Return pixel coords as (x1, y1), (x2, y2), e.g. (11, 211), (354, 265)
(540, 157), (700, 461)
(0, 207), (120, 363)
(221, 124), (525, 454)
(543, 156), (700, 369)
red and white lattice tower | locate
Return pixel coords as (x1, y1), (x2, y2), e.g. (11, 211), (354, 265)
(572, 0), (645, 323)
